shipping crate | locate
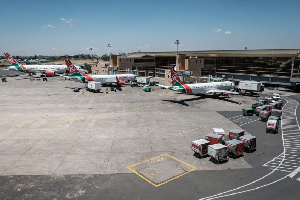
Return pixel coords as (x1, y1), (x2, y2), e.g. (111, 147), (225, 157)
(191, 139), (210, 158)
(205, 133), (223, 145)
(229, 129), (245, 140)
(208, 144), (228, 164)
(225, 139), (244, 158)
(212, 128), (225, 139)
(240, 135), (256, 152)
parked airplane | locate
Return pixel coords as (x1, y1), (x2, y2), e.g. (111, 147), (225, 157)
(170, 67), (238, 95)
(65, 59), (136, 86)
(4, 53), (85, 76)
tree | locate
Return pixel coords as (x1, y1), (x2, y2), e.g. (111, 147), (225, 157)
(101, 54), (110, 61)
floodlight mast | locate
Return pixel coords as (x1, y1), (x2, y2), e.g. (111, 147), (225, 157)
(175, 40), (180, 70)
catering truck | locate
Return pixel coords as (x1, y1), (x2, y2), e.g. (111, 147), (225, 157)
(238, 81), (264, 95)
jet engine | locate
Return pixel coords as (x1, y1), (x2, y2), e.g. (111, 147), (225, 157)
(45, 70), (55, 77)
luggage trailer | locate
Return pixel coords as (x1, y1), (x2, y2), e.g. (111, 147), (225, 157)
(208, 144), (229, 164)
(239, 135), (256, 152)
(205, 133), (224, 145)
(229, 129), (245, 140)
(225, 139), (244, 158)
(191, 139), (210, 158)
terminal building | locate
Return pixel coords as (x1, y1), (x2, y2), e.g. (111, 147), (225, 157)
(108, 49), (300, 92)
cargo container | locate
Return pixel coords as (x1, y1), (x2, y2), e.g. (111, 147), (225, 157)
(87, 81), (101, 93)
(208, 144), (228, 164)
(212, 128), (225, 139)
(225, 139), (244, 158)
(266, 116), (279, 134)
(255, 106), (263, 116)
(136, 77), (150, 85)
(238, 81), (264, 95)
(240, 135), (256, 152)
(191, 139), (210, 158)
(259, 110), (270, 122)
(229, 129), (245, 140)
(205, 133), (223, 145)
(271, 109), (282, 120)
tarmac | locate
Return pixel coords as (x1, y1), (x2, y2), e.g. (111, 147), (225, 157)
(1, 73), (299, 199)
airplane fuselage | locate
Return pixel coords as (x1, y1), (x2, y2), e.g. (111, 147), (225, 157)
(181, 81), (234, 94)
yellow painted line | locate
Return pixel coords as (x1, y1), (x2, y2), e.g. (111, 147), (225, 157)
(127, 154), (197, 187)
(0, 102), (166, 125)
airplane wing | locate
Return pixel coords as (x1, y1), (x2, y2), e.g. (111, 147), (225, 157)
(205, 89), (239, 95)
(157, 84), (171, 89)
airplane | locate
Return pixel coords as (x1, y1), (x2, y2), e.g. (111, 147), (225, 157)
(4, 53), (85, 76)
(169, 67), (238, 96)
(65, 59), (136, 86)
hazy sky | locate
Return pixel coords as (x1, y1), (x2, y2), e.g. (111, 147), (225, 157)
(1, 0), (300, 56)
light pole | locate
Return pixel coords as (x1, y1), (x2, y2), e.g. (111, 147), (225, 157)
(175, 40), (180, 70)
(175, 40), (180, 54)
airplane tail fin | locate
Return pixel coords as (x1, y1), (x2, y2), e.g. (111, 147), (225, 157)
(65, 59), (80, 75)
(4, 53), (19, 65)
(170, 67), (192, 94)
(116, 76), (125, 86)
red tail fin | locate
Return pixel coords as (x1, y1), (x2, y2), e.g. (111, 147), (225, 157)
(170, 67), (186, 85)
(4, 53), (19, 65)
(65, 59), (80, 75)
(116, 76), (125, 86)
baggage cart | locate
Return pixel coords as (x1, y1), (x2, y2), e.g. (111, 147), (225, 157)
(240, 135), (256, 152)
(143, 86), (151, 92)
(255, 106), (262, 116)
(229, 129), (245, 140)
(271, 109), (282, 120)
(191, 139), (210, 158)
(208, 144), (228, 164)
(205, 133), (224, 145)
(225, 139), (244, 158)
(259, 110), (270, 122)
(266, 116), (279, 134)
(212, 128), (225, 139)
(87, 81), (101, 93)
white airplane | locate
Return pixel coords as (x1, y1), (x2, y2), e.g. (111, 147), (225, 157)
(170, 67), (238, 95)
(65, 59), (136, 86)
(4, 53), (85, 76)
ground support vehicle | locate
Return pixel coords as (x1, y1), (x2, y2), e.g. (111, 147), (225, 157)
(87, 81), (101, 93)
(259, 110), (270, 122)
(225, 139), (244, 158)
(149, 81), (159, 86)
(191, 139), (210, 158)
(137, 77), (150, 85)
(212, 128), (225, 140)
(143, 86), (151, 92)
(130, 82), (139, 87)
(242, 108), (255, 116)
(240, 135), (256, 152)
(238, 81), (263, 95)
(266, 116), (279, 134)
(229, 129), (245, 140)
(255, 106), (263, 116)
(205, 133), (224, 145)
(208, 144), (228, 164)
(110, 87), (116, 92)
(271, 109), (282, 120)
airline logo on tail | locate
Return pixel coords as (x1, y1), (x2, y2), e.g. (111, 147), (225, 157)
(4, 53), (29, 73)
(65, 59), (80, 74)
(170, 67), (192, 94)
(116, 76), (125, 86)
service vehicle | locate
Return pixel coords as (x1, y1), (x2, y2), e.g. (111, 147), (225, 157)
(208, 144), (228, 164)
(143, 85), (151, 92)
(136, 77), (150, 85)
(225, 139), (244, 158)
(191, 139), (210, 158)
(238, 81), (264, 95)
(242, 108), (255, 116)
(240, 135), (256, 152)
(87, 81), (101, 93)
(273, 93), (281, 101)
(266, 116), (279, 134)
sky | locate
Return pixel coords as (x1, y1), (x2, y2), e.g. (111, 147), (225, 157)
(0, 0), (300, 56)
